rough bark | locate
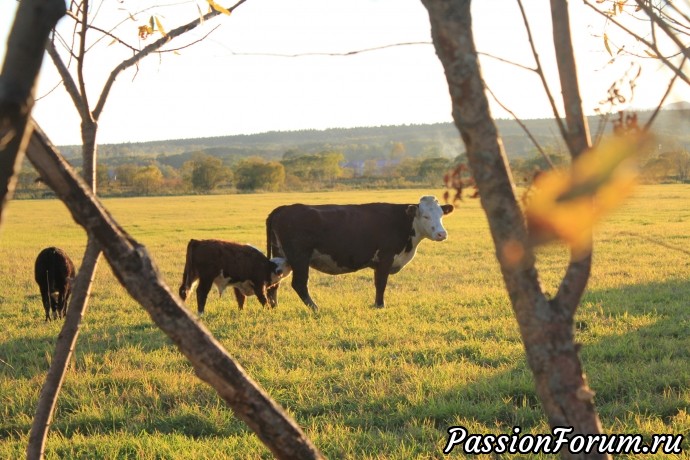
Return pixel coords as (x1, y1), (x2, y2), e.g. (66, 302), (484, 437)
(27, 239), (102, 460)
(420, 1), (609, 458)
(0, 0), (64, 224)
(26, 124), (323, 460)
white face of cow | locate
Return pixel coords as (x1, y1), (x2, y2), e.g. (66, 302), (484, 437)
(409, 196), (453, 242)
(269, 257), (292, 285)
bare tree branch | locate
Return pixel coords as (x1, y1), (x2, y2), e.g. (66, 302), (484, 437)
(27, 238), (102, 460)
(645, 56), (687, 130)
(484, 84), (554, 169)
(516, 0), (569, 144)
(93, 0), (248, 119)
(46, 41), (89, 121)
(227, 41), (432, 58)
(550, 0), (594, 323)
(584, 0), (690, 87)
(0, 0), (65, 226)
(25, 123), (323, 460)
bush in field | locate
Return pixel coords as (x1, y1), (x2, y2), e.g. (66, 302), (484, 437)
(183, 153), (233, 192)
(234, 158), (286, 191)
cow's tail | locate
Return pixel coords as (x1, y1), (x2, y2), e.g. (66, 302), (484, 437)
(266, 210), (274, 259)
(180, 239), (198, 299)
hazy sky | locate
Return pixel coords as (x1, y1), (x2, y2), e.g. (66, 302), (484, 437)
(1, 0), (686, 146)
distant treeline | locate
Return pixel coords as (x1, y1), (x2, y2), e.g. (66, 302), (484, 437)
(16, 112), (690, 198)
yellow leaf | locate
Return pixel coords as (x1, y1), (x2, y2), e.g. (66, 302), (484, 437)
(644, 49), (658, 58)
(138, 24), (153, 40)
(154, 16), (167, 36)
(525, 132), (651, 258)
(603, 33), (612, 56)
(197, 4), (205, 24)
(207, 0), (231, 15)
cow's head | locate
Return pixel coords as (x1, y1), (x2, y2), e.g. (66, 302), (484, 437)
(407, 195), (453, 241)
(268, 257), (292, 286)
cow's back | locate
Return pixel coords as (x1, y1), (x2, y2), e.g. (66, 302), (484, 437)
(34, 247), (74, 288)
(189, 239), (270, 281)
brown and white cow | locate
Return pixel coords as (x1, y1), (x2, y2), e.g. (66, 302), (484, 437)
(34, 247), (75, 321)
(178, 239), (291, 314)
(266, 195), (453, 311)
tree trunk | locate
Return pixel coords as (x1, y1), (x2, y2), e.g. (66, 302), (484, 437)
(27, 239), (102, 460)
(0, 0), (64, 223)
(80, 117), (98, 194)
(420, 1), (609, 458)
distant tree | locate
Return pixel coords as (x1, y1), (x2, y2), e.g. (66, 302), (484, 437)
(641, 156), (672, 182)
(283, 149), (305, 160)
(132, 165), (164, 195)
(235, 158), (286, 191)
(389, 142), (407, 160)
(281, 151), (344, 182)
(418, 157), (451, 185)
(660, 150), (690, 182)
(183, 153), (233, 192)
(394, 157), (423, 181)
(362, 159), (379, 177)
(420, 143), (443, 158)
(96, 164), (110, 190)
(115, 164), (139, 187)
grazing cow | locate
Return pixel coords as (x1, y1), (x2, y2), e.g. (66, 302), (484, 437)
(266, 195), (453, 311)
(178, 239), (291, 314)
(34, 247), (75, 321)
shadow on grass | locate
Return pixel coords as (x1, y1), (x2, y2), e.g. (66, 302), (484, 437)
(292, 278), (690, 450)
(1, 279), (688, 452)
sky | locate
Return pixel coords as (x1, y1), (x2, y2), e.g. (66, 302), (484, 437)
(1, 0), (687, 146)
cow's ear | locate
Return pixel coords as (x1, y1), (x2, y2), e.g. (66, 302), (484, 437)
(406, 205), (418, 218)
(441, 204), (454, 215)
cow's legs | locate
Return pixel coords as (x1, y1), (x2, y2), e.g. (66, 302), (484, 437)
(233, 288), (246, 310)
(251, 280), (269, 307)
(373, 263), (392, 308)
(196, 278), (213, 315)
(56, 292), (66, 319)
(290, 261), (319, 312)
(39, 287), (51, 321)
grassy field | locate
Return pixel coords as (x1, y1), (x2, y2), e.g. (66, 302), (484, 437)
(0, 186), (688, 459)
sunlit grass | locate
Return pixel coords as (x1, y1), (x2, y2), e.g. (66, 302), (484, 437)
(0, 186), (688, 458)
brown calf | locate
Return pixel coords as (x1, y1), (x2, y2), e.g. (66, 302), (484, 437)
(178, 239), (291, 314)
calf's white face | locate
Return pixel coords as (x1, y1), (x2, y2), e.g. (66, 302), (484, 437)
(411, 196), (453, 242)
(270, 257), (292, 285)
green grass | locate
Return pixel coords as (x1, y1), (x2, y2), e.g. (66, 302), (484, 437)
(0, 186), (688, 459)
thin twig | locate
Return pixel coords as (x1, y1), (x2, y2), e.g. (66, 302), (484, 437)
(516, 0), (569, 144)
(93, 0), (248, 119)
(227, 41), (432, 58)
(484, 84), (554, 169)
(584, 0), (690, 87)
(645, 55), (688, 131)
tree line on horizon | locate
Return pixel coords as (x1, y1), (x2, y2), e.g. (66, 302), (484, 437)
(14, 137), (690, 198)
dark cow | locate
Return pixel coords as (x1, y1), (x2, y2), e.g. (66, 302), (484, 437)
(34, 247), (75, 321)
(266, 195), (453, 311)
(178, 239), (291, 315)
